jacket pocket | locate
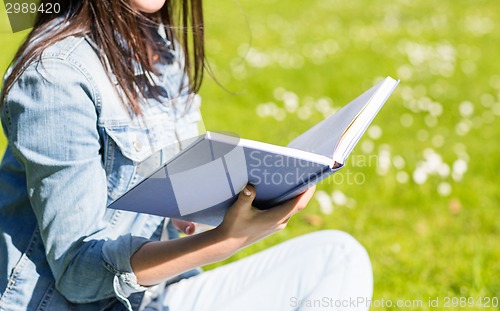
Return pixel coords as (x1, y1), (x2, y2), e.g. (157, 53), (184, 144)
(102, 115), (177, 201)
(100, 94), (203, 202)
(103, 115), (177, 163)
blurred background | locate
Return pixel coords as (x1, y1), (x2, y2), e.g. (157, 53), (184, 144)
(1, 0), (499, 309)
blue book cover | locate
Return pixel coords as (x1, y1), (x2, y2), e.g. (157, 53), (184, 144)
(108, 77), (399, 226)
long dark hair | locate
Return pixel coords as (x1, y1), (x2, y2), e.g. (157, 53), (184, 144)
(0, 0), (204, 115)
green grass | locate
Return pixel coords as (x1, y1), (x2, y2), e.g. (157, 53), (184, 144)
(1, 0), (500, 309)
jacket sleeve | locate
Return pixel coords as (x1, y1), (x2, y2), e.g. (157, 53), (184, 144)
(1, 58), (150, 305)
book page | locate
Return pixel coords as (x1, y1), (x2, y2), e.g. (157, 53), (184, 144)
(334, 78), (399, 161)
(208, 132), (333, 166)
(287, 81), (382, 161)
(287, 77), (398, 164)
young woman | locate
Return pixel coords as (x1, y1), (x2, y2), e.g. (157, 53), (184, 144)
(0, 0), (373, 310)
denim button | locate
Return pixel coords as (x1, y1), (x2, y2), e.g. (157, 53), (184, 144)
(133, 140), (142, 152)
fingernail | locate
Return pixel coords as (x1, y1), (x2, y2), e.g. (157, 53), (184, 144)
(243, 187), (252, 196)
(185, 225), (192, 234)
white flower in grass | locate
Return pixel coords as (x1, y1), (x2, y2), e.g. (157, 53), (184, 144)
(376, 145), (392, 176)
(361, 140), (374, 154)
(315, 190), (333, 215)
(423, 149), (443, 173)
(273, 87), (285, 100)
(481, 93), (494, 107)
(297, 106), (312, 120)
(396, 171), (409, 184)
(413, 168), (427, 185)
(437, 163), (450, 178)
(256, 102), (277, 118)
(283, 92), (299, 113)
(392, 155), (405, 170)
(399, 86), (415, 101)
(245, 47), (270, 68)
(488, 75), (500, 90)
(492, 102), (500, 116)
(397, 65), (413, 80)
(437, 182), (452, 197)
(432, 135), (445, 148)
(315, 97), (336, 118)
(453, 159), (467, 174)
(429, 102), (443, 117)
(391, 243), (401, 253)
(368, 125), (382, 140)
(452, 159), (468, 181)
(459, 101), (474, 118)
(400, 113), (414, 127)
(273, 109), (286, 121)
(331, 190), (347, 206)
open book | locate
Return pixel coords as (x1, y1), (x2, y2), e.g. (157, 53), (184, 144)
(109, 77), (399, 225)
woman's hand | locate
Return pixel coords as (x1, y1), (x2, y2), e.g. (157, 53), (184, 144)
(215, 185), (316, 251)
(131, 185), (315, 286)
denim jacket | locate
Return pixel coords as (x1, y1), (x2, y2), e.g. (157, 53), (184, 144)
(0, 27), (203, 310)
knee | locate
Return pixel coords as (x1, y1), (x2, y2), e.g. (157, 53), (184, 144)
(304, 230), (371, 264)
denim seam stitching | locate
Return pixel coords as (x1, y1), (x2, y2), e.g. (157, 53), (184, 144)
(35, 280), (55, 311)
(0, 227), (39, 307)
(31, 54), (102, 114)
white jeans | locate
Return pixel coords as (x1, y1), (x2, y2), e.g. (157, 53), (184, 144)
(145, 230), (373, 311)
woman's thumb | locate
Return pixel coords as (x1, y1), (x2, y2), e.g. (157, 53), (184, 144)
(237, 185), (256, 206)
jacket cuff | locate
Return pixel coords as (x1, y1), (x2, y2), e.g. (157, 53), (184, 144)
(102, 234), (151, 302)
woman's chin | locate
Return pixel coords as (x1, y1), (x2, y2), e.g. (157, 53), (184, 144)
(130, 0), (166, 13)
